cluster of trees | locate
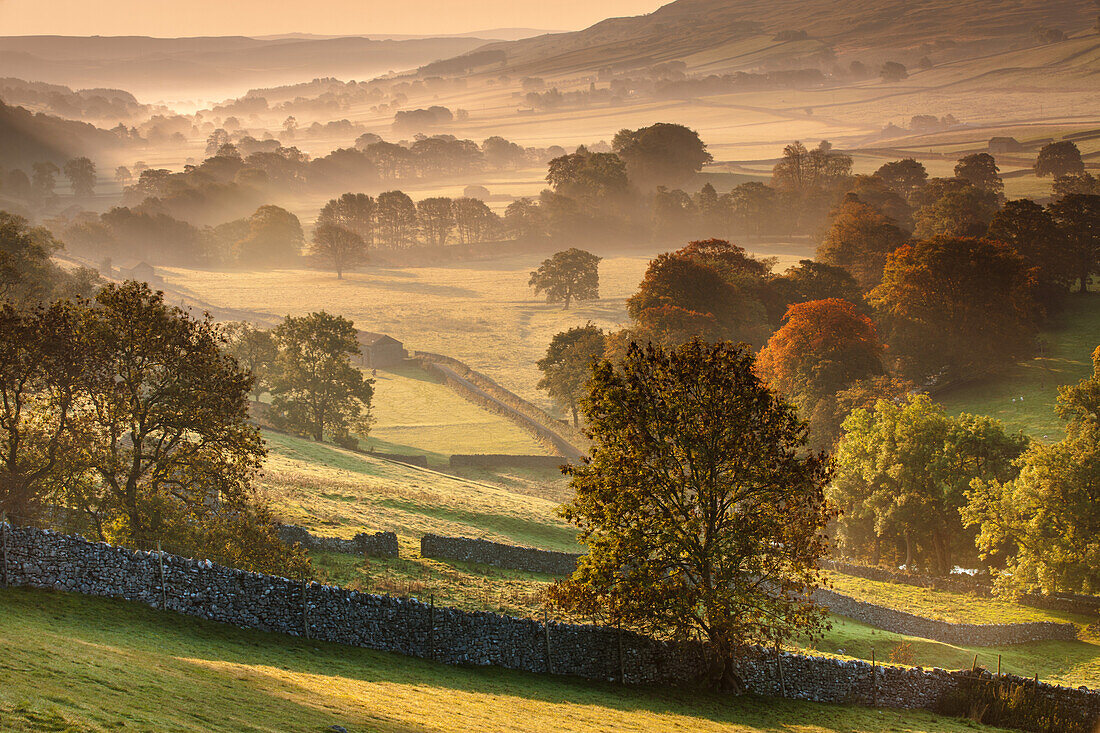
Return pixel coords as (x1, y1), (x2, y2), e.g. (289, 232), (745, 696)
(1, 156), (98, 212)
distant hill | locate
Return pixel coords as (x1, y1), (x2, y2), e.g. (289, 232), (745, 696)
(0, 101), (119, 170)
(434, 0), (1098, 77)
(0, 35), (492, 100)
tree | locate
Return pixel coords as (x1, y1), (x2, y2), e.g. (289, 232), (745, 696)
(504, 198), (546, 243)
(536, 323), (606, 426)
(222, 322), (277, 402)
(0, 212), (63, 306)
(765, 259), (864, 326)
(375, 190), (418, 247)
(987, 199), (1073, 305)
(235, 205), (303, 267)
(76, 282), (266, 550)
(317, 193), (375, 246)
(1047, 194), (1100, 294)
(310, 223), (366, 279)
(870, 237), (1038, 382)
(269, 311), (374, 446)
(880, 61), (908, 81)
(0, 301), (86, 519)
(529, 248), (601, 309)
(757, 299), (885, 446)
(546, 150), (630, 202)
(875, 159), (928, 201)
(817, 196), (909, 290)
(1052, 172), (1100, 198)
(830, 395), (1027, 574)
(452, 197), (497, 244)
(63, 157), (96, 199)
(114, 165), (132, 186)
(612, 123), (712, 189)
(964, 347), (1100, 595)
(772, 140), (852, 195)
(954, 153), (1003, 197)
(1034, 141), (1085, 178)
(912, 182), (1000, 239)
(31, 162), (59, 202)
(548, 340), (833, 689)
(724, 182), (780, 236)
(417, 197), (455, 246)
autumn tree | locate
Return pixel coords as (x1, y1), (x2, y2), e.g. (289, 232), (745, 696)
(417, 197), (455, 246)
(310, 223), (366, 279)
(1047, 193), (1100, 294)
(964, 347), (1100, 595)
(765, 259), (864, 326)
(529, 248), (601, 309)
(817, 196), (909, 290)
(222, 322), (277, 402)
(757, 299), (885, 447)
(269, 311), (374, 446)
(536, 323), (606, 426)
(317, 193), (375, 246)
(235, 205), (303, 267)
(870, 236), (1038, 383)
(612, 123), (712, 189)
(549, 340), (833, 689)
(1034, 141), (1085, 178)
(830, 395), (1027, 573)
(63, 157), (96, 199)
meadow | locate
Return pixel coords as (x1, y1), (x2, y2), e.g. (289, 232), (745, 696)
(0, 587), (1006, 733)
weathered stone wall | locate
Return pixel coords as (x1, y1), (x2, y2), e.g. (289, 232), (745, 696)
(812, 588), (1078, 645)
(448, 455), (568, 469)
(2, 523), (1098, 732)
(276, 525), (399, 558)
(420, 534), (580, 576)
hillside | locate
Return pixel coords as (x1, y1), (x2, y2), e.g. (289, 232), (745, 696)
(435, 0), (1097, 77)
(0, 35), (491, 100)
(0, 100), (120, 170)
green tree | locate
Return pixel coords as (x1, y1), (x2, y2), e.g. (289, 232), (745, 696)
(549, 340), (833, 689)
(830, 395), (1027, 574)
(1034, 141), (1085, 178)
(529, 248), (601, 309)
(546, 149), (630, 202)
(765, 259), (864, 326)
(310, 223), (366, 279)
(612, 123), (712, 189)
(724, 182), (780, 236)
(987, 199), (1073, 306)
(222, 322), (277, 402)
(62, 157), (96, 199)
(317, 193), (375, 246)
(772, 140), (852, 195)
(817, 196), (909, 290)
(964, 346), (1100, 595)
(31, 162), (60, 203)
(913, 182), (1000, 238)
(536, 323), (606, 426)
(954, 153), (1003, 197)
(0, 212), (63, 306)
(235, 205), (303, 267)
(875, 158), (927, 201)
(269, 311), (374, 446)
(1047, 194), (1100, 294)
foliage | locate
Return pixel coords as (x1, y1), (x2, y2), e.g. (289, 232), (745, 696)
(222, 321), (278, 402)
(875, 158), (928, 201)
(0, 211), (63, 306)
(1034, 141), (1085, 178)
(310, 223), (366, 279)
(536, 323), (606, 426)
(987, 199), (1073, 307)
(870, 236), (1038, 383)
(913, 182), (1000, 239)
(549, 340), (833, 689)
(771, 140), (852, 195)
(817, 195), (909, 290)
(612, 122), (712, 189)
(964, 346), (1100, 595)
(529, 248), (601, 309)
(318, 193), (376, 246)
(765, 259), (864, 326)
(829, 395), (1028, 574)
(269, 311), (374, 446)
(62, 156), (96, 198)
(417, 196), (455, 246)
(1047, 194), (1100, 294)
(235, 205), (303, 267)
(954, 153), (1003, 197)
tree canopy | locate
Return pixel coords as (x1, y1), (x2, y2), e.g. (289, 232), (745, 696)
(536, 323), (606, 426)
(529, 248), (601, 309)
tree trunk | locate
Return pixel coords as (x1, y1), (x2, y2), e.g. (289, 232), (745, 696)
(571, 406), (579, 427)
(904, 531), (913, 569)
(563, 290), (572, 310)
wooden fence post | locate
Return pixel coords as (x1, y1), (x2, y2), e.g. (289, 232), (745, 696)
(157, 541), (167, 610)
(543, 608), (552, 674)
(997, 654), (1001, 678)
(429, 595), (435, 660)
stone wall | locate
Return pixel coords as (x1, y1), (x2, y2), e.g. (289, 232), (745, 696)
(2, 523), (1098, 732)
(420, 534), (580, 576)
(276, 525), (399, 558)
(449, 455), (568, 469)
(812, 588), (1078, 645)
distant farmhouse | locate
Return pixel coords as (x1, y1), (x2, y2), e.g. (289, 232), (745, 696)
(988, 136), (1025, 154)
(356, 331), (406, 369)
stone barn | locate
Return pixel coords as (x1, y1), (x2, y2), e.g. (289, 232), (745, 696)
(357, 331), (406, 369)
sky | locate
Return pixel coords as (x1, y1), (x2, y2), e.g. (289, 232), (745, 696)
(0, 0), (667, 37)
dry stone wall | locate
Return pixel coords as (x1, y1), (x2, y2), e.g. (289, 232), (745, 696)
(448, 455), (568, 469)
(2, 523), (1098, 732)
(420, 534), (580, 576)
(275, 525), (399, 558)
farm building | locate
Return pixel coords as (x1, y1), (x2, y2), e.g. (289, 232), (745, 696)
(988, 136), (1024, 154)
(357, 331), (406, 369)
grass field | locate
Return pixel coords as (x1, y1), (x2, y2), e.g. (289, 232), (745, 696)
(0, 587), (1006, 733)
(938, 295), (1100, 441)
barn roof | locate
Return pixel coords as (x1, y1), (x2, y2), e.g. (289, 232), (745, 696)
(358, 331), (402, 348)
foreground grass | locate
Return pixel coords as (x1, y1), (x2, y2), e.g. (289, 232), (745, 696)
(938, 296), (1100, 441)
(0, 587), (1004, 733)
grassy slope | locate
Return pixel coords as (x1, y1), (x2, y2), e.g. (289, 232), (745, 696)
(937, 296), (1100, 441)
(0, 586), (1004, 733)
(364, 363), (549, 461)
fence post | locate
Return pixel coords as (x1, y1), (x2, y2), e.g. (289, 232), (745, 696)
(429, 595), (435, 660)
(157, 541), (167, 610)
(302, 580), (310, 640)
(543, 608), (552, 674)
(776, 642), (786, 698)
(997, 654), (1001, 678)
(871, 648), (877, 707)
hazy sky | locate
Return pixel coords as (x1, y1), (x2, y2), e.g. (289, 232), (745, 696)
(0, 0), (667, 37)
